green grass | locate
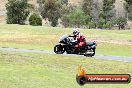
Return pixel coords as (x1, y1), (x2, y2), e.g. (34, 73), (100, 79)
(0, 24), (132, 88)
(97, 43), (132, 57)
(0, 51), (132, 88)
(0, 24), (132, 57)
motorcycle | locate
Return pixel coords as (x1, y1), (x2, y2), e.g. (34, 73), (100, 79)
(54, 34), (97, 57)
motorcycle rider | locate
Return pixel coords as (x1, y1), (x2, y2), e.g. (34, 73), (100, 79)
(69, 28), (86, 49)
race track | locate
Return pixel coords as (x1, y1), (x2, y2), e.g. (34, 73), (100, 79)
(0, 47), (132, 62)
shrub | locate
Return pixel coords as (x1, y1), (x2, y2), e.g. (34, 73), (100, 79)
(88, 22), (96, 29)
(97, 17), (105, 29)
(128, 13), (132, 21)
(115, 17), (127, 29)
(103, 21), (112, 29)
(29, 13), (42, 26)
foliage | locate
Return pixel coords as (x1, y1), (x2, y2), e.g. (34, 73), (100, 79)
(97, 17), (105, 29)
(124, 0), (132, 13)
(115, 17), (127, 25)
(124, 0), (132, 21)
(60, 4), (75, 27)
(102, 0), (115, 24)
(29, 13), (42, 26)
(91, 0), (100, 22)
(96, 0), (116, 29)
(88, 22), (96, 29)
(61, 15), (70, 27)
(60, 0), (68, 5)
(82, 0), (93, 25)
(85, 15), (92, 25)
(103, 21), (112, 29)
(6, 0), (30, 24)
(40, 0), (62, 27)
(115, 17), (127, 30)
(82, 0), (93, 16)
(128, 12), (132, 21)
(68, 8), (87, 27)
(37, 0), (44, 13)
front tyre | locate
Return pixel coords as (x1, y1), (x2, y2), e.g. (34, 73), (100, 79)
(84, 48), (95, 57)
(54, 45), (65, 54)
(92, 48), (95, 56)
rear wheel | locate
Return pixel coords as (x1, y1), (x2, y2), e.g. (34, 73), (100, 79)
(66, 51), (72, 54)
(54, 45), (65, 54)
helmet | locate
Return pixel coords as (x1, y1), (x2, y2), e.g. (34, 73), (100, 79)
(73, 28), (79, 36)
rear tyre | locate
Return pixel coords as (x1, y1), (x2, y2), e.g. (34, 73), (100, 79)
(54, 45), (65, 54)
(66, 51), (72, 54)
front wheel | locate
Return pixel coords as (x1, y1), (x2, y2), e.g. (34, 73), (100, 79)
(54, 45), (65, 54)
(84, 48), (95, 57)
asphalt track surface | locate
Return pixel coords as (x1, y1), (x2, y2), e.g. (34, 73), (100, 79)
(0, 47), (132, 62)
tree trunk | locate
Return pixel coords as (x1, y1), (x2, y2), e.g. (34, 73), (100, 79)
(119, 24), (121, 30)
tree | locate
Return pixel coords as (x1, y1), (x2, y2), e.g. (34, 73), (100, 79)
(88, 21), (96, 29)
(39, 0), (62, 27)
(124, 0), (132, 13)
(6, 0), (30, 24)
(37, 0), (44, 13)
(115, 17), (127, 30)
(124, 0), (132, 21)
(29, 13), (42, 26)
(61, 15), (70, 27)
(61, 4), (75, 27)
(82, 0), (93, 16)
(97, 17), (105, 29)
(60, 0), (68, 5)
(82, 0), (94, 27)
(103, 21), (112, 29)
(91, 0), (100, 22)
(102, 0), (115, 24)
(128, 12), (132, 21)
(68, 8), (87, 27)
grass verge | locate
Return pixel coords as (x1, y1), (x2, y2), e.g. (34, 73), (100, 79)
(0, 51), (132, 88)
